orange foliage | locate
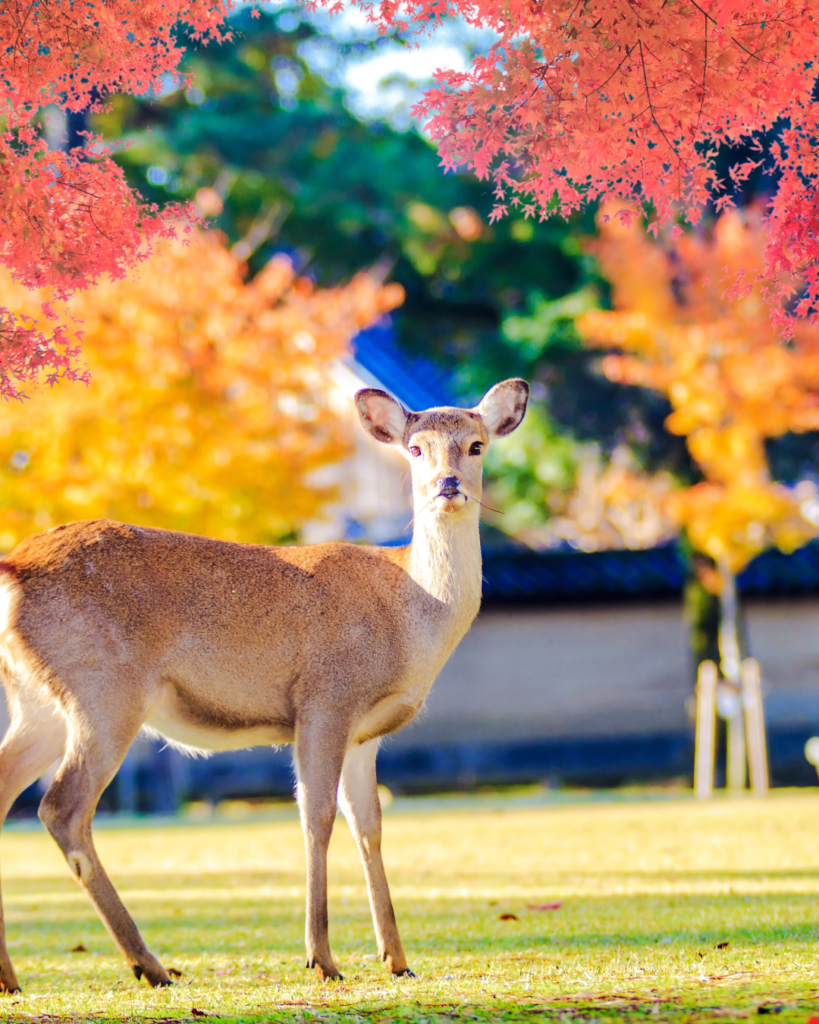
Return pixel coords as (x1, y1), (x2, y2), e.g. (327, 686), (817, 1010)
(577, 209), (819, 574)
(0, 231), (403, 549)
(548, 448), (677, 553)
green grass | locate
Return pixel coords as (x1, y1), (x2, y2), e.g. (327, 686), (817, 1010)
(0, 788), (818, 1022)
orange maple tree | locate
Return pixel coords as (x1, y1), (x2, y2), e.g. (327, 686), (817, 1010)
(577, 208), (819, 579)
(0, 231), (403, 548)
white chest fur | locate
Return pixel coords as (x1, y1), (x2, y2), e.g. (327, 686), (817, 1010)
(353, 510), (483, 740)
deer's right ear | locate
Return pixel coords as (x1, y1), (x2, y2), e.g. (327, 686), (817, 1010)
(355, 389), (410, 445)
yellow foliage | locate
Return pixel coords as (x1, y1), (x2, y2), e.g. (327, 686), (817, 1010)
(0, 231), (403, 549)
(549, 448), (678, 552)
(577, 208), (819, 572)
(666, 481), (815, 574)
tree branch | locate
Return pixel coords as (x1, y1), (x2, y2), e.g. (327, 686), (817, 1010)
(638, 40), (685, 173)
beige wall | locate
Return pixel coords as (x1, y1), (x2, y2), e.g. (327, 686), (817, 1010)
(745, 599), (819, 729)
(387, 597), (819, 748)
(393, 601), (691, 746)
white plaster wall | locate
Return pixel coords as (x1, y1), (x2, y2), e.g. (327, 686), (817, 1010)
(746, 599), (819, 730)
(393, 602), (691, 746)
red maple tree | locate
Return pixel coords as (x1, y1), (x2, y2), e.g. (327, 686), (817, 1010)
(0, 0), (234, 398)
(403, 1), (819, 331)
(7, 0), (819, 401)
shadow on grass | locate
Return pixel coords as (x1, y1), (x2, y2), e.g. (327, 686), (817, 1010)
(9, 865), (819, 890)
(5, 871), (306, 895)
(576, 868), (819, 881)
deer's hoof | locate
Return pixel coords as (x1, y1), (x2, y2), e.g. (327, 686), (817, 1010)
(315, 964), (343, 982)
(307, 958), (342, 982)
(383, 953), (414, 977)
(133, 963), (173, 987)
(0, 963), (20, 994)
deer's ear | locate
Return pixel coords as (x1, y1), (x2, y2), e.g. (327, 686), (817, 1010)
(474, 379), (529, 439)
(355, 389), (410, 445)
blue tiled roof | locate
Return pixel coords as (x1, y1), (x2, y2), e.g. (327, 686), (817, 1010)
(738, 541), (819, 594)
(348, 320), (458, 411)
(481, 540), (819, 603)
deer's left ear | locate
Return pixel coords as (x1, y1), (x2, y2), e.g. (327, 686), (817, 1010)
(474, 379), (529, 439)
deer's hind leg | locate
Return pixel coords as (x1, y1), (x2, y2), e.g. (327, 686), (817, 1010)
(37, 684), (171, 988)
(0, 691), (66, 992)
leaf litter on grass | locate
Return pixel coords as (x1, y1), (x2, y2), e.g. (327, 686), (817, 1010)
(1, 790), (819, 1022)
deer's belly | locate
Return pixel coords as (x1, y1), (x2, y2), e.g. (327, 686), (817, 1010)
(143, 688), (294, 754)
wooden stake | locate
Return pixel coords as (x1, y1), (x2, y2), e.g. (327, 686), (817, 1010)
(726, 703), (746, 792)
(694, 659), (717, 799)
(741, 657), (769, 795)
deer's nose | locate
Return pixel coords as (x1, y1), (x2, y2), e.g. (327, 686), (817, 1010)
(436, 476), (461, 497)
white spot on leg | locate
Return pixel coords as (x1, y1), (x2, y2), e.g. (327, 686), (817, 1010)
(66, 850), (94, 883)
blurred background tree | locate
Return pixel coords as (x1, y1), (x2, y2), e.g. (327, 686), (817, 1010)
(92, 9), (582, 363)
(538, 448), (678, 554)
(577, 208), (819, 677)
(0, 231), (402, 548)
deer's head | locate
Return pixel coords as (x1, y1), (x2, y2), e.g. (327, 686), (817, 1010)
(355, 379), (529, 518)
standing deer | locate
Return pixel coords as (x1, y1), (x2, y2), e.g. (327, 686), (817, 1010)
(0, 378), (528, 990)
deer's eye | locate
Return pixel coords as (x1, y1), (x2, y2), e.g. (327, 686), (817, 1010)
(469, 442), (484, 456)
(409, 445), (422, 458)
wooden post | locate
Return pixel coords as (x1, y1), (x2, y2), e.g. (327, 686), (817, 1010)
(694, 659), (718, 799)
(725, 700), (746, 791)
(741, 657), (769, 795)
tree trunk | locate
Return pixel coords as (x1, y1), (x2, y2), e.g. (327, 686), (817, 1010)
(684, 543), (751, 790)
(683, 548), (721, 682)
(717, 558), (749, 791)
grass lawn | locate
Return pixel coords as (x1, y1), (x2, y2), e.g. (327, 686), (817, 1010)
(0, 788), (817, 1022)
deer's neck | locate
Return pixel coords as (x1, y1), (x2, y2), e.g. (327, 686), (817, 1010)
(406, 509), (482, 622)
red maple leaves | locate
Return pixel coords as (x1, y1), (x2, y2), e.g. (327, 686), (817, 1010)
(0, 0), (234, 397)
(1, 0), (230, 118)
(402, 0), (819, 328)
(5, 0), (819, 400)
(408, 0), (812, 219)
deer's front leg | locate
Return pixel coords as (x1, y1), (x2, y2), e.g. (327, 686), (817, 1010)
(294, 715), (348, 981)
(338, 739), (413, 977)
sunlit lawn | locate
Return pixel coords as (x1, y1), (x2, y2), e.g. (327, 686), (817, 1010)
(0, 789), (818, 1022)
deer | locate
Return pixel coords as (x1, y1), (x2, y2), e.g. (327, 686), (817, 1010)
(0, 377), (528, 992)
